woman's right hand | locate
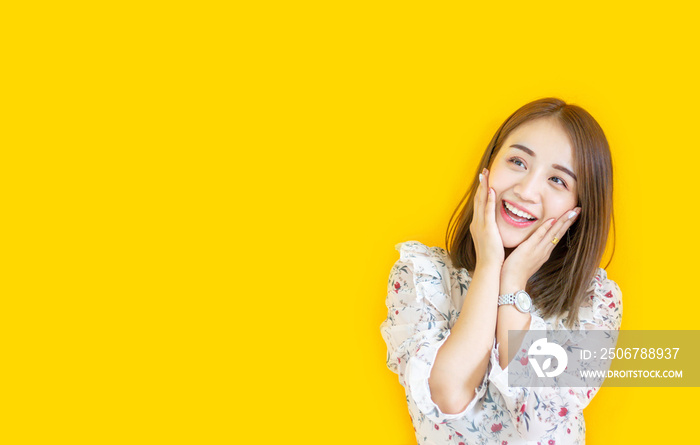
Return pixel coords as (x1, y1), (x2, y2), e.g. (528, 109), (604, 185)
(470, 168), (505, 268)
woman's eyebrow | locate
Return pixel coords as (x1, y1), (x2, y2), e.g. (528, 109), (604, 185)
(510, 144), (577, 181)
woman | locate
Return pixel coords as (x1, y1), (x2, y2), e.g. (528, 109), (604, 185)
(380, 98), (622, 444)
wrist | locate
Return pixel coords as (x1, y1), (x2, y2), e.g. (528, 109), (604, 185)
(498, 289), (533, 313)
(475, 261), (502, 277)
(500, 276), (528, 295)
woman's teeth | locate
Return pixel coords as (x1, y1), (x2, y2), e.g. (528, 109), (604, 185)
(504, 201), (536, 220)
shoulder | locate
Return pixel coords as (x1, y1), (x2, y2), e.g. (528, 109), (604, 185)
(394, 240), (448, 260)
(390, 240), (456, 287)
(569, 267), (623, 330)
(388, 241), (457, 317)
(393, 240), (458, 274)
(590, 268), (622, 304)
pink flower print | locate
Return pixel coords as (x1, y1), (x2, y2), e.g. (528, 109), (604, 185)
(521, 404), (526, 413)
(590, 295), (594, 300)
(491, 423), (503, 432)
(397, 358), (401, 363)
(549, 440), (555, 445)
(558, 407), (568, 417)
(569, 389), (574, 395)
(522, 348), (526, 353)
(520, 356), (529, 366)
(567, 428), (571, 434)
(434, 424), (439, 430)
(604, 290), (613, 298)
(448, 436), (451, 440)
(502, 441), (508, 445)
(394, 282), (401, 292)
(517, 416), (520, 422)
(609, 302), (616, 308)
(587, 390), (593, 399)
(395, 310), (399, 314)
(459, 443), (465, 445)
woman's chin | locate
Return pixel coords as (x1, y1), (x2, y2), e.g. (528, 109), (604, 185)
(498, 221), (538, 249)
(497, 221), (528, 249)
(502, 241), (521, 249)
(500, 234), (526, 249)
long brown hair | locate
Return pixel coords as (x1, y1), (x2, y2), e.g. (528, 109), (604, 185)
(445, 97), (615, 329)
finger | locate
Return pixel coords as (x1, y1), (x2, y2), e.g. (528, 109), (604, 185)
(480, 169), (492, 225)
(486, 187), (497, 225)
(555, 207), (581, 238)
(473, 172), (482, 223)
(528, 216), (558, 245)
(474, 168), (487, 224)
(547, 207), (581, 248)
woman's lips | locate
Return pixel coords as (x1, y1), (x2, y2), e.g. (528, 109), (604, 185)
(500, 200), (538, 228)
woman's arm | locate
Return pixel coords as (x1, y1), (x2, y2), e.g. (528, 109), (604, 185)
(380, 241), (490, 424)
(428, 169), (505, 414)
(495, 206), (581, 368)
(428, 261), (501, 414)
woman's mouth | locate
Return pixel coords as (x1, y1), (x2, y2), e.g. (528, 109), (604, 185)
(500, 200), (538, 228)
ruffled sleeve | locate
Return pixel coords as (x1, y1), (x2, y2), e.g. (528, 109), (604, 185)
(379, 241), (488, 424)
(485, 268), (623, 440)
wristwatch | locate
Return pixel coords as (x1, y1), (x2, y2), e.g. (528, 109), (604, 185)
(498, 289), (532, 313)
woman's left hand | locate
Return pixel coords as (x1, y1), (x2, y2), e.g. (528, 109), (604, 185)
(500, 206), (581, 293)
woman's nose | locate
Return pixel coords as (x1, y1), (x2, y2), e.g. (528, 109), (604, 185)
(513, 174), (541, 203)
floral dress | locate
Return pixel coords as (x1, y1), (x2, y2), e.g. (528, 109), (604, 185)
(380, 241), (623, 445)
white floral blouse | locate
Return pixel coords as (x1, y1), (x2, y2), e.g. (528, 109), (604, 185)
(380, 241), (623, 445)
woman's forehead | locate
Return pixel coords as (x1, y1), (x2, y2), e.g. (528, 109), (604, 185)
(503, 119), (574, 163)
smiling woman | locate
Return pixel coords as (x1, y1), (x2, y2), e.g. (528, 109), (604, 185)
(449, 99), (615, 327)
(489, 118), (579, 248)
(380, 98), (621, 445)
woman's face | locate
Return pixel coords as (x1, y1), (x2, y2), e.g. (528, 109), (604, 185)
(488, 118), (579, 249)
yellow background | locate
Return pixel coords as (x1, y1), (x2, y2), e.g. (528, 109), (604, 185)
(2, 1), (698, 443)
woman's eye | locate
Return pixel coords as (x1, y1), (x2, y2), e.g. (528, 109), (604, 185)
(508, 157), (525, 168)
(551, 176), (568, 188)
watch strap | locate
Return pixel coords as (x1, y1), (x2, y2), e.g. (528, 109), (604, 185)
(497, 289), (532, 313)
(498, 293), (517, 306)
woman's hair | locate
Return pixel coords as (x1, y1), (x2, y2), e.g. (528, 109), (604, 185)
(445, 97), (615, 329)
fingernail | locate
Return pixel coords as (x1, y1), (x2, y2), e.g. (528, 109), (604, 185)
(479, 173), (483, 183)
(568, 210), (577, 219)
(550, 218), (556, 225)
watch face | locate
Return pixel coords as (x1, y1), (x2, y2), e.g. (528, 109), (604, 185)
(515, 291), (532, 312)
